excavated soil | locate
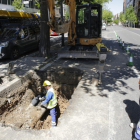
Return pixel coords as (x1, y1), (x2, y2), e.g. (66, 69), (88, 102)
(0, 67), (83, 130)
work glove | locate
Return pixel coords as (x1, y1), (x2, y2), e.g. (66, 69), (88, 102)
(39, 97), (45, 101)
(40, 102), (47, 109)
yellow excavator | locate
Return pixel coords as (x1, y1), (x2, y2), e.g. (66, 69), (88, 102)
(48, 0), (109, 62)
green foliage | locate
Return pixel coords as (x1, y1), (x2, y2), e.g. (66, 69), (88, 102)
(35, 0), (40, 9)
(114, 19), (119, 24)
(119, 12), (126, 23)
(125, 5), (137, 24)
(35, 0), (40, 13)
(78, 8), (85, 23)
(102, 9), (113, 23)
(107, 18), (113, 23)
(56, 0), (112, 5)
(76, 0), (112, 5)
(65, 6), (69, 20)
(12, 0), (24, 10)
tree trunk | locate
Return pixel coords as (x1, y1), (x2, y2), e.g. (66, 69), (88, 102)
(39, 0), (50, 57)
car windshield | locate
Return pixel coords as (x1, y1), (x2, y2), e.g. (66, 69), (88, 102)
(0, 28), (19, 38)
(103, 23), (106, 26)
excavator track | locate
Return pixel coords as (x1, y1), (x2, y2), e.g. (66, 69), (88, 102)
(58, 43), (109, 62)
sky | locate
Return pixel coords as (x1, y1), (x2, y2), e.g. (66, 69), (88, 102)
(106, 0), (124, 15)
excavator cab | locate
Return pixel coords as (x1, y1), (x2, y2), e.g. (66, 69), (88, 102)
(76, 3), (102, 39)
(48, 1), (108, 62)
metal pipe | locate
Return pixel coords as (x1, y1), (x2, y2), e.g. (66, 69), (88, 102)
(61, 0), (64, 46)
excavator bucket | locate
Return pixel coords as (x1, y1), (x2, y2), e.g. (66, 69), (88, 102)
(55, 20), (71, 33)
(47, 20), (71, 33)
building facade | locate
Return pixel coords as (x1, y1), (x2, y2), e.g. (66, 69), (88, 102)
(134, 0), (140, 20)
(123, 0), (127, 13)
(126, 0), (134, 8)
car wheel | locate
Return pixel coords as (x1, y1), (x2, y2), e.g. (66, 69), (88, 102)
(10, 47), (19, 59)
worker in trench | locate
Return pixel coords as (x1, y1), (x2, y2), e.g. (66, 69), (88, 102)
(39, 80), (57, 127)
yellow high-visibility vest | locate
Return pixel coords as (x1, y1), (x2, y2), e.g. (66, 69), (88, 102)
(46, 88), (57, 109)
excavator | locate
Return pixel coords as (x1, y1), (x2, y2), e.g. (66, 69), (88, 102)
(47, 0), (109, 62)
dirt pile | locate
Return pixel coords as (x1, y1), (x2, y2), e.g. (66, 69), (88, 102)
(0, 67), (83, 130)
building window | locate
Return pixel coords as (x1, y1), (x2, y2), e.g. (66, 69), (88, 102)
(2, 0), (7, 4)
(8, 0), (11, 5)
(138, 10), (140, 17)
(30, 1), (34, 8)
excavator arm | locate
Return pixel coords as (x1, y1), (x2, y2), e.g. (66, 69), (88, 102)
(47, 0), (77, 45)
(65, 0), (77, 45)
(47, 0), (55, 30)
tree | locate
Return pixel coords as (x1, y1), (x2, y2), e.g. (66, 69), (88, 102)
(125, 5), (137, 26)
(39, 0), (50, 57)
(102, 9), (113, 24)
(114, 19), (119, 24)
(119, 12), (126, 23)
(65, 6), (69, 20)
(12, 0), (24, 10)
(35, 0), (40, 13)
(57, 0), (112, 5)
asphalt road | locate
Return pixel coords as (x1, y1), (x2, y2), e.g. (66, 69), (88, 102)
(110, 25), (140, 47)
(102, 25), (140, 140)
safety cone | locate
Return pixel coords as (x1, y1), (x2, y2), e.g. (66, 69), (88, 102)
(117, 36), (120, 42)
(120, 39), (122, 46)
(127, 53), (133, 66)
(118, 37), (120, 42)
(122, 41), (125, 49)
(117, 36), (119, 42)
(126, 45), (129, 53)
(120, 38), (121, 44)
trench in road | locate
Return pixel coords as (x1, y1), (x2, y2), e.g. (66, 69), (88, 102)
(0, 67), (83, 130)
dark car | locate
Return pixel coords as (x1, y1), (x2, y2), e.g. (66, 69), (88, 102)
(0, 24), (40, 59)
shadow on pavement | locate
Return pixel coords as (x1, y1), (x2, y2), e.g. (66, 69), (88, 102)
(123, 99), (140, 139)
(0, 36), (67, 77)
(79, 37), (140, 98)
(123, 99), (140, 124)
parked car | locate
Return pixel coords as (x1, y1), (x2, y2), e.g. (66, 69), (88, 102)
(0, 24), (40, 59)
(50, 30), (61, 36)
(102, 23), (106, 30)
(108, 23), (111, 26)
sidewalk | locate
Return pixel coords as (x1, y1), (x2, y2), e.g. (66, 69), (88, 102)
(0, 35), (67, 91)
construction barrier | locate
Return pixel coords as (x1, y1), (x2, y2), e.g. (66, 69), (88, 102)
(122, 41), (125, 49)
(127, 53), (133, 66)
(126, 45), (129, 53)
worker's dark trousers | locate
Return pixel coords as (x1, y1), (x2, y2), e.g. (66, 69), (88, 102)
(50, 107), (56, 126)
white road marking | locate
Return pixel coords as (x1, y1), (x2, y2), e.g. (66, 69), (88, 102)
(113, 26), (140, 37)
(108, 90), (116, 140)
